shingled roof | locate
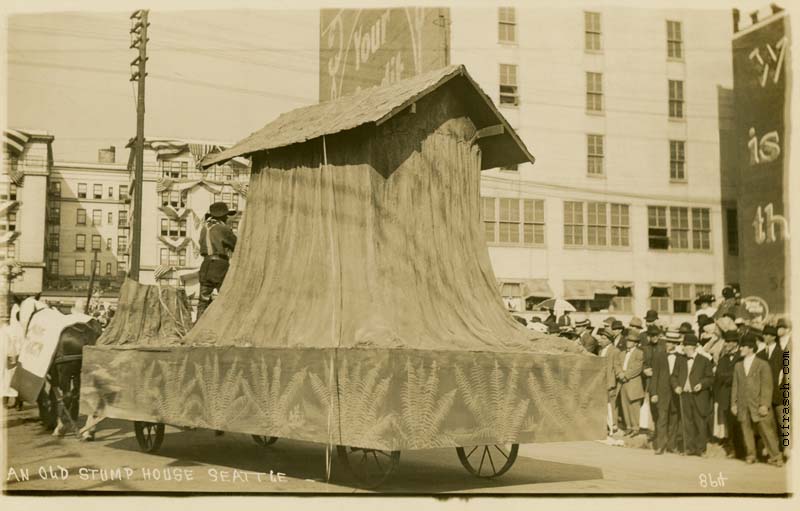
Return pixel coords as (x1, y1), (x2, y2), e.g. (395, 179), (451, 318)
(201, 64), (535, 170)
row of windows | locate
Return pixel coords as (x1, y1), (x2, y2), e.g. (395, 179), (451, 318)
(580, 135), (687, 180)
(497, 8), (684, 60)
(503, 282), (711, 315)
(159, 191), (241, 211)
(0, 183), (18, 201)
(161, 160), (239, 181)
(0, 243), (16, 261)
(65, 234), (127, 252)
(499, 66), (686, 119)
(49, 259), (126, 277)
(481, 197), (711, 251)
(1, 213), (17, 232)
(71, 208), (128, 227)
(50, 182), (129, 201)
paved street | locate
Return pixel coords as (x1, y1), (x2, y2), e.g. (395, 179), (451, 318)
(2, 404), (789, 494)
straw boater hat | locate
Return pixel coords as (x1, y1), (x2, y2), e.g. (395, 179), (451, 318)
(663, 330), (683, 344)
(575, 317), (591, 328)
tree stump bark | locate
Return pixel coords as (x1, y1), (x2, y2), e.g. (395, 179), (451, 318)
(97, 278), (192, 346)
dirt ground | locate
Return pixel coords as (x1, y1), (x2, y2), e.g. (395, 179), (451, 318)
(2, 404), (790, 494)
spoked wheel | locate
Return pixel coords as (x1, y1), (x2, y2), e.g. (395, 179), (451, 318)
(336, 445), (400, 489)
(456, 443), (519, 478)
(252, 435), (279, 446)
(133, 421), (165, 453)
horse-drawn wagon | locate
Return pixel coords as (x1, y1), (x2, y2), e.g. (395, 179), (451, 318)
(80, 65), (606, 488)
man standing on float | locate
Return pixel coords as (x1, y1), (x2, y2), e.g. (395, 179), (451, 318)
(196, 201), (237, 321)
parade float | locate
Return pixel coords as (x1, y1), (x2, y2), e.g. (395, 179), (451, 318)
(80, 65), (606, 487)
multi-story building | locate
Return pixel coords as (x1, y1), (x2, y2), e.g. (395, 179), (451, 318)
(1, 129), (52, 321)
(449, 5), (735, 323)
(2, 133), (250, 314)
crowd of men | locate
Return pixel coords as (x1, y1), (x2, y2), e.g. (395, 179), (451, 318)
(520, 287), (791, 467)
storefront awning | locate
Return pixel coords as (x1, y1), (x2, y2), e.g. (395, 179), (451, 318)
(522, 279), (553, 298)
(564, 280), (632, 300)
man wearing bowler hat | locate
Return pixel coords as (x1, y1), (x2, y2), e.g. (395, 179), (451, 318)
(714, 329), (742, 458)
(617, 329), (645, 436)
(196, 201), (238, 321)
(650, 330), (683, 454)
(731, 333), (783, 466)
(610, 320), (626, 351)
(671, 333), (714, 456)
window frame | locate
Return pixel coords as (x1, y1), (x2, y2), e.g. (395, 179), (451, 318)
(93, 183), (103, 199)
(584, 11), (602, 52)
(669, 79), (685, 119)
(75, 260), (85, 276)
(77, 183), (87, 199)
(76, 208), (87, 226)
(667, 20), (683, 59)
(586, 72), (603, 112)
(565, 201), (630, 248)
(669, 140), (686, 181)
(92, 209), (102, 227)
(498, 7), (517, 44)
(499, 63), (520, 107)
(76, 234), (86, 251)
(587, 134), (604, 176)
(482, 196), (546, 246)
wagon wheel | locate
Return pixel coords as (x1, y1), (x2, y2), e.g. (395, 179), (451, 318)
(36, 383), (58, 431)
(456, 444), (519, 478)
(133, 421), (165, 453)
(252, 435), (279, 446)
(336, 445), (400, 489)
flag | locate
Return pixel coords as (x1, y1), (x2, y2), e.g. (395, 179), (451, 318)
(3, 129), (30, 158)
(158, 235), (190, 250)
(0, 231), (20, 246)
(153, 265), (174, 280)
(158, 205), (190, 220)
(149, 139), (188, 159)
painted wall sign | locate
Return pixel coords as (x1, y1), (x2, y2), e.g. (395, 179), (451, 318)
(733, 13), (791, 312)
(319, 7), (449, 102)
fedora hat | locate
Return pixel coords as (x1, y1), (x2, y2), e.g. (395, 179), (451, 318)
(683, 333), (699, 346)
(208, 201), (236, 219)
(645, 309), (659, 322)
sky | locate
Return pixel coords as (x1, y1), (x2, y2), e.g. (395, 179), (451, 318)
(2, 0), (786, 163)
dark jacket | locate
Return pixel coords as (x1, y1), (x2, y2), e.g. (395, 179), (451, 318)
(757, 343), (783, 405)
(670, 353), (714, 416)
(649, 348), (677, 409)
(641, 339), (665, 392)
(714, 352), (739, 419)
(579, 330), (597, 354)
(199, 219), (237, 258)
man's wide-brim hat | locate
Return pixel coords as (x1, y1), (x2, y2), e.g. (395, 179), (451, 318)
(209, 201), (236, 219)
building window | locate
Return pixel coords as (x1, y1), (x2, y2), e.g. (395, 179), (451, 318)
(498, 7), (516, 43)
(672, 283), (692, 313)
(107, 212), (112, 225)
(610, 204), (630, 247)
(92, 209), (102, 226)
(214, 192), (239, 212)
(564, 201), (584, 246)
(565, 201), (630, 248)
(161, 190), (187, 208)
(585, 11), (601, 51)
(93, 184), (102, 199)
(161, 160), (189, 179)
(498, 198), (520, 243)
(118, 209), (128, 228)
(76, 234), (86, 251)
(48, 232), (59, 250)
(49, 206), (60, 223)
(670, 140), (686, 180)
(75, 260), (85, 276)
(694, 284), (713, 303)
(160, 218), (187, 237)
(586, 72), (603, 112)
(586, 202), (607, 246)
(91, 235), (102, 251)
(160, 247), (187, 266)
(482, 197), (496, 242)
(77, 208), (87, 226)
(587, 134), (604, 175)
(566, 281), (634, 314)
(105, 262), (112, 276)
(523, 199), (545, 244)
(482, 197), (545, 246)
(667, 20), (683, 59)
(78, 183), (87, 199)
(726, 208), (739, 256)
(117, 261), (126, 276)
(499, 64), (519, 107)
(649, 286), (671, 313)
(9, 184), (16, 200)
(670, 207), (689, 249)
(106, 238), (112, 250)
(648, 206), (669, 249)
(117, 235), (127, 253)
(119, 185), (128, 200)
(108, 186), (114, 198)
(49, 259), (59, 276)
(50, 181), (61, 197)
(669, 79), (684, 119)
(692, 208), (711, 250)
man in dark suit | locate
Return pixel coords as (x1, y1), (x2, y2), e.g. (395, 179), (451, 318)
(618, 329), (645, 436)
(641, 324), (664, 392)
(757, 325), (783, 445)
(610, 320), (625, 351)
(671, 334), (714, 456)
(575, 318), (596, 354)
(732, 333), (783, 466)
(650, 330), (682, 454)
(714, 330), (742, 458)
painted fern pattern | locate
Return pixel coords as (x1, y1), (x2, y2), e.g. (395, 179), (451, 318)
(186, 355), (250, 429)
(526, 363), (576, 432)
(452, 360), (531, 443)
(240, 357), (308, 436)
(132, 358), (161, 417)
(150, 358), (199, 424)
(399, 358), (456, 448)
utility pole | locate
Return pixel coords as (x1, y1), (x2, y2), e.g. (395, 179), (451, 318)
(128, 9), (149, 281)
